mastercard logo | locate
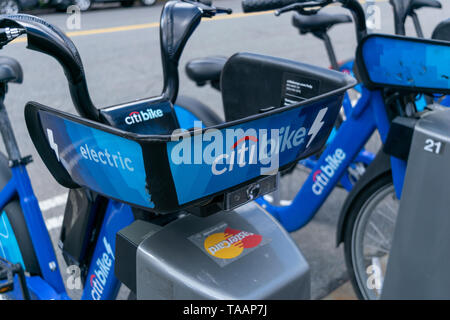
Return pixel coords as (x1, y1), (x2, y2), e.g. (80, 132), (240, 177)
(204, 227), (263, 259)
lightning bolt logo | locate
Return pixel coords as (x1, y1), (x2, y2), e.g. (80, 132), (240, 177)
(47, 128), (60, 162)
(306, 108), (328, 148)
(103, 237), (115, 260)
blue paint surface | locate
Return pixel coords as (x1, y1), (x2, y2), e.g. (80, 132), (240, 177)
(362, 36), (450, 90)
(0, 211), (26, 270)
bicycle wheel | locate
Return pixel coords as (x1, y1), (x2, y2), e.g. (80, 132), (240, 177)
(343, 174), (399, 300)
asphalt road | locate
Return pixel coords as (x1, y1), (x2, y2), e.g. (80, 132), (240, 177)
(0, 0), (448, 299)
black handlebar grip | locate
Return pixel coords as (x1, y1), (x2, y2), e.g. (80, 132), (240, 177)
(199, 0), (212, 5)
(242, 0), (297, 13)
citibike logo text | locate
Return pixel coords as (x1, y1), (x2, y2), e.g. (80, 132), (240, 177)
(90, 237), (114, 300)
(170, 108), (328, 176)
(124, 108), (163, 125)
(312, 148), (346, 195)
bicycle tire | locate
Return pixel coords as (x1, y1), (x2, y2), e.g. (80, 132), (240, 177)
(342, 173), (396, 300)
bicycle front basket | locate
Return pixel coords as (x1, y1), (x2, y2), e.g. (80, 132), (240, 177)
(25, 53), (356, 214)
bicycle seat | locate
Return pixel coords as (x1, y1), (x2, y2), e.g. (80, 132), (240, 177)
(432, 18), (450, 41)
(185, 56), (227, 85)
(0, 56), (22, 84)
(292, 12), (352, 35)
(409, 0), (441, 11)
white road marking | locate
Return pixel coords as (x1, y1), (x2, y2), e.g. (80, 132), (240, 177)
(45, 215), (64, 232)
(38, 193), (68, 231)
(263, 194), (292, 206)
(39, 193), (68, 212)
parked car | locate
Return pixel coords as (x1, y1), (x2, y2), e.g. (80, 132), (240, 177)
(71, 0), (156, 11)
(0, 0), (38, 14)
(0, 0), (156, 14)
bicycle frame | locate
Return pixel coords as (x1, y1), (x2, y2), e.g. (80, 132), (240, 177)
(299, 74), (373, 192)
(0, 164), (68, 299)
(256, 87), (407, 232)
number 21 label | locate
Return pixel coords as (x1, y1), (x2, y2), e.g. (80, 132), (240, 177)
(424, 138), (444, 155)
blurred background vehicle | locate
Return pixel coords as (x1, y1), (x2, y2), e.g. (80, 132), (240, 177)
(69, 0), (156, 11)
(0, 0), (38, 14)
(0, 0), (157, 14)
(45, 0), (72, 12)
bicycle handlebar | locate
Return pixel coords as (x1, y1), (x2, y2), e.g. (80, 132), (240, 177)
(242, 0), (367, 42)
(390, 0), (442, 36)
(339, 0), (367, 42)
(0, 1), (231, 121)
(0, 14), (99, 121)
(242, 0), (297, 13)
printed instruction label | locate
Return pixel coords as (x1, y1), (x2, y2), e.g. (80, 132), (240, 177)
(281, 73), (321, 106)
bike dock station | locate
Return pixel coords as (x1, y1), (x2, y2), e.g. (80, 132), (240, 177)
(382, 107), (450, 299)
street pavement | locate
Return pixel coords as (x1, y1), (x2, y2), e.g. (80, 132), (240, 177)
(0, 0), (448, 299)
